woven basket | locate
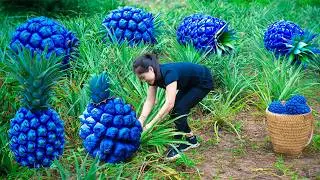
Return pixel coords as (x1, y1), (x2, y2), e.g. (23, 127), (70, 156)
(265, 108), (314, 156)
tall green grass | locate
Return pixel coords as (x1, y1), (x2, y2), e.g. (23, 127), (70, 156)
(250, 51), (318, 109)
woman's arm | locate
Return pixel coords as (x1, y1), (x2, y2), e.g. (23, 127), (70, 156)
(139, 85), (157, 126)
(145, 81), (177, 130)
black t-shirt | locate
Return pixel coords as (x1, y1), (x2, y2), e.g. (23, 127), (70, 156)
(154, 62), (213, 91)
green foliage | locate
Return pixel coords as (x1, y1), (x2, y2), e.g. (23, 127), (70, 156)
(230, 142), (246, 157)
(312, 134), (320, 151)
(251, 54), (318, 109)
(296, 0), (320, 6)
(0, 123), (19, 178)
(227, 0), (272, 6)
(167, 41), (209, 64)
(200, 55), (250, 140)
(0, 72), (19, 121)
(54, 74), (89, 117)
(201, 92), (245, 141)
(175, 153), (196, 168)
(47, 147), (189, 179)
(141, 117), (187, 153)
(51, 151), (108, 180)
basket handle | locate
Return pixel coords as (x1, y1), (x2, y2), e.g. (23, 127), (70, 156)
(305, 114), (314, 147)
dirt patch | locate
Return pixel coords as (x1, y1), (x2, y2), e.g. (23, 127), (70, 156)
(188, 104), (320, 179)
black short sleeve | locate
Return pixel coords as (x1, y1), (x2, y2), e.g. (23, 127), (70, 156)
(164, 70), (178, 86)
(156, 63), (213, 90)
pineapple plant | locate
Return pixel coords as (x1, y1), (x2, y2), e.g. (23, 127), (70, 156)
(264, 20), (319, 66)
(177, 13), (235, 56)
(6, 49), (65, 168)
(10, 16), (79, 65)
(102, 6), (157, 45)
(79, 72), (142, 164)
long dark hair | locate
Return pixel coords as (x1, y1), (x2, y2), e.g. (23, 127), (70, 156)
(133, 53), (161, 81)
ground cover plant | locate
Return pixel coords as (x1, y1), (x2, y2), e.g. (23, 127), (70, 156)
(0, 0), (319, 179)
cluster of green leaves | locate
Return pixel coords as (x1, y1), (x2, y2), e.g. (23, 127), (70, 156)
(250, 50), (318, 109)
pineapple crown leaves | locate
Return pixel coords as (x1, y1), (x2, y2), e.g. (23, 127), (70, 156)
(5, 47), (65, 111)
(212, 23), (236, 57)
(285, 30), (319, 64)
(88, 71), (110, 104)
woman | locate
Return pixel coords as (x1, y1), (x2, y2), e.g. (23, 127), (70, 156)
(133, 53), (213, 160)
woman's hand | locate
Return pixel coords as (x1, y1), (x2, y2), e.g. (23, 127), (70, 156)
(143, 82), (177, 131)
(138, 86), (157, 129)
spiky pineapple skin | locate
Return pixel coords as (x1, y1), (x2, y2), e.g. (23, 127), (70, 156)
(79, 97), (142, 163)
(285, 98), (310, 115)
(264, 20), (304, 55)
(268, 101), (286, 114)
(177, 14), (227, 52)
(8, 107), (65, 168)
(288, 94), (307, 104)
(10, 16), (79, 65)
(102, 6), (156, 45)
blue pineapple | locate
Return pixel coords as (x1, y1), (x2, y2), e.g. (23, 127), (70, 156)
(10, 16), (79, 65)
(264, 20), (319, 66)
(79, 72), (142, 163)
(102, 6), (157, 45)
(287, 94), (307, 104)
(7, 49), (65, 168)
(177, 14), (235, 56)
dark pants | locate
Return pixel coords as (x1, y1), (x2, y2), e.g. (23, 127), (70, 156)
(170, 87), (211, 139)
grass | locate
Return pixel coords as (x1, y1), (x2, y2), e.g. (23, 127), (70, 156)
(0, 0), (319, 179)
(312, 134), (320, 151)
(251, 54), (318, 109)
(274, 156), (300, 179)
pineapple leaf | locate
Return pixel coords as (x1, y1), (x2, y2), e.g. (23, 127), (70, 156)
(214, 23), (228, 40)
(294, 48), (301, 55)
(89, 71), (110, 104)
(286, 30), (319, 63)
(214, 23), (236, 55)
(297, 42), (308, 49)
(5, 48), (64, 111)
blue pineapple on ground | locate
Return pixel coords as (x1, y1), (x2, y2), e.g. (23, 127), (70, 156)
(7, 49), (65, 168)
(79, 72), (142, 163)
